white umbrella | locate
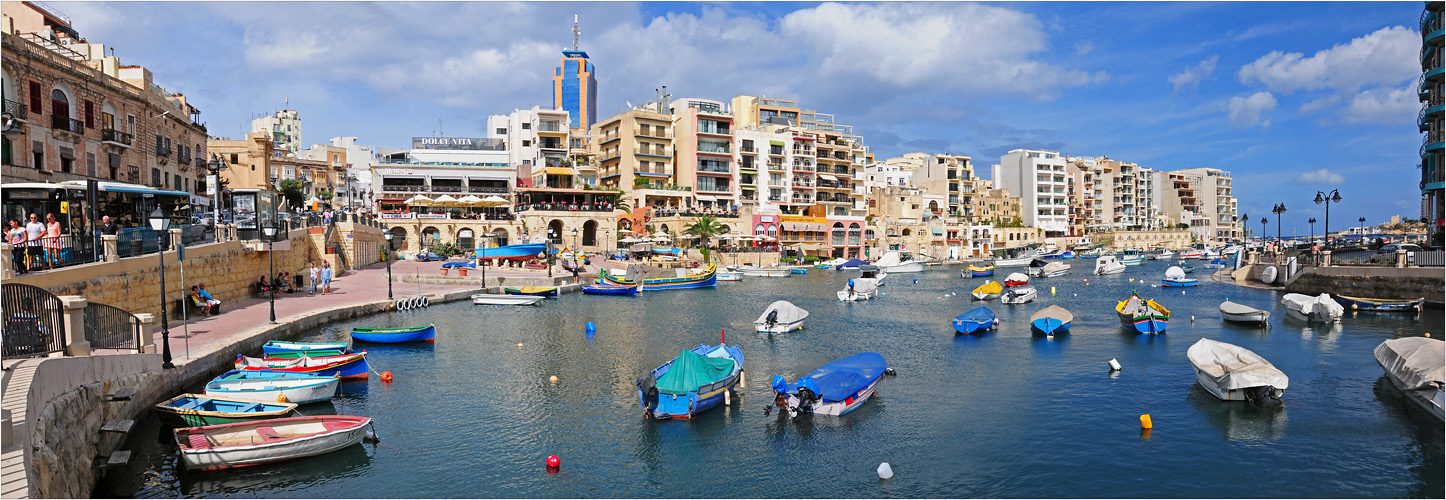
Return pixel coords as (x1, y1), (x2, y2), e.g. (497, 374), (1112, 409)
(619, 236), (642, 243)
(433, 194), (459, 206)
(305, 196), (322, 204)
(405, 194), (434, 206)
(479, 195), (509, 207)
(652, 231), (670, 239)
(457, 195), (484, 205)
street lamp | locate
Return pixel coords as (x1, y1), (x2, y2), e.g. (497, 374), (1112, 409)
(148, 209), (175, 369)
(1241, 212), (1249, 241)
(1272, 203), (1287, 242)
(546, 229), (556, 278)
(384, 231), (394, 300)
(1359, 216), (1368, 247)
(571, 228), (579, 255)
(478, 233), (490, 289)
(1308, 218), (1317, 243)
(206, 154), (226, 243)
(1259, 217), (1267, 244)
(1314, 189), (1341, 248)
(262, 219), (277, 324)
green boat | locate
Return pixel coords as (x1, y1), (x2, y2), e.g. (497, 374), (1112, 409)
(154, 393), (297, 427)
(263, 349), (348, 359)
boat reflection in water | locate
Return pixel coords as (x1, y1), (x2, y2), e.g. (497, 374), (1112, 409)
(1371, 377), (1446, 499)
(179, 443), (373, 496)
(1187, 385), (1287, 443)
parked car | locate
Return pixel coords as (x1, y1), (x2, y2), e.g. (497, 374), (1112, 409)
(1371, 243), (1421, 264)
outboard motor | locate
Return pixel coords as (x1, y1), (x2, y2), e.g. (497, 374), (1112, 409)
(795, 386), (818, 416)
(1245, 385), (1282, 405)
(765, 309), (779, 329)
(638, 372), (660, 416)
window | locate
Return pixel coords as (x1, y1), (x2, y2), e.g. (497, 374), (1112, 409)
(496, 128), (506, 135)
(521, 123), (530, 129)
(28, 81), (41, 112)
(152, 168), (161, 186)
(30, 141), (42, 170)
(83, 100), (94, 128)
(127, 114), (136, 134)
(522, 140), (531, 147)
(86, 153), (96, 176)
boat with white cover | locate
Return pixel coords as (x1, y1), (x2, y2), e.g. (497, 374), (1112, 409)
(1219, 300), (1270, 325)
(731, 265), (790, 277)
(174, 415), (372, 470)
(471, 293), (545, 306)
(1001, 286), (1037, 305)
(1281, 293), (1343, 323)
(837, 279), (879, 302)
(994, 255), (1036, 267)
(1374, 337), (1445, 421)
(874, 251), (924, 273)
(1094, 255), (1126, 275)
(1188, 338), (1288, 403)
(1003, 272), (1030, 286)
(1040, 261), (1070, 278)
(754, 300), (808, 333)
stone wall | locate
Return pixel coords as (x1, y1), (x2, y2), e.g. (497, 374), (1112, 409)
(30, 372), (156, 499)
(1285, 267), (1444, 303)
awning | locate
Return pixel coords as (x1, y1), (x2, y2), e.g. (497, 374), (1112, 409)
(817, 173), (837, 181)
(932, 227), (944, 235)
(543, 167), (573, 175)
(769, 140), (785, 147)
(695, 195), (718, 201)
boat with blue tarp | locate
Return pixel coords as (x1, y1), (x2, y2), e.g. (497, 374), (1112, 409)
(769, 352), (887, 418)
(637, 343), (744, 420)
(953, 306), (998, 334)
(1030, 305), (1073, 336)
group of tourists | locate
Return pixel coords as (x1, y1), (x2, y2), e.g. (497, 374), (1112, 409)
(258, 261), (333, 298)
(6, 212), (72, 273)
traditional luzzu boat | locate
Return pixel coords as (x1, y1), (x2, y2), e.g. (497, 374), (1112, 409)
(953, 306), (999, 334)
(1117, 292), (1170, 334)
(1334, 295), (1425, 313)
(1188, 338), (1288, 403)
(636, 343), (744, 420)
(600, 264), (717, 291)
(474, 243), (548, 262)
(154, 394), (298, 427)
(769, 352), (887, 418)
(1030, 305), (1073, 336)
(582, 282), (640, 295)
(173, 415), (373, 470)
(235, 351), (370, 379)
(261, 341), (349, 356)
(205, 370), (340, 405)
(504, 286), (560, 297)
(964, 264), (996, 277)
(350, 325), (435, 343)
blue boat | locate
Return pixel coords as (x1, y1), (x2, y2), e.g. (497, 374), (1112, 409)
(637, 343), (744, 420)
(1030, 305), (1073, 336)
(261, 341), (350, 356)
(952, 306), (998, 335)
(1059, 251), (1076, 259)
(582, 282), (640, 295)
(651, 246), (683, 256)
(790, 268), (809, 275)
(350, 325), (436, 343)
(440, 262), (476, 269)
(769, 352), (887, 417)
(475, 243), (548, 262)
(1333, 295), (1425, 312)
(1162, 278), (1198, 287)
(835, 258), (868, 270)
(205, 369), (340, 405)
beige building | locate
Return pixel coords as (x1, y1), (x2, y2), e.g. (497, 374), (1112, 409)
(1095, 229), (1192, 250)
(591, 104), (683, 210)
(252, 109), (301, 155)
(670, 97), (735, 210)
(1171, 167), (1238, 243)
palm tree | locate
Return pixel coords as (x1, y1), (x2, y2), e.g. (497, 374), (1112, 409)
(684, 215), (725, 262)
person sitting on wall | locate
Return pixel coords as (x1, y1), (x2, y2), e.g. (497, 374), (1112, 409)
(256, 276), (273, 296)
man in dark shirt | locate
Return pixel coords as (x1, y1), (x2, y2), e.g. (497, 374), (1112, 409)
(98, 216), (119, 260)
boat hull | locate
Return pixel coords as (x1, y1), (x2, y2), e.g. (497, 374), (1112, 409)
(1001, 288), (1037, 304)
(504, 287), (559, 297)
(261, 341), (348, 356)
(716, 272), (743, 281)
(755, 320), (805, 334)
(1031, 318), (1070, 336)
(237, 352), (370, 380)
(471, 294), (544, 305)
(1193, 367), (1285, 402)
(174, 416), (370, 470)
(205, 376), (339, 405)
(881, 263), (924, 273)
(1379, 361), (1446, 421)
(993, 256), (1034, 267)
(1335, 296), (1425, 312)
(350, 325), (435, 343)
(953, 319), (995, 335)
(784, 378), (879, 416)
(581, 284), (640, 295)
(474, 243), (548, 262)
(1161, 278), (1198, 287)
(971, 292), (1000, 300)
(1221, 311), (1270, 325)
(155, 394), (297, 427)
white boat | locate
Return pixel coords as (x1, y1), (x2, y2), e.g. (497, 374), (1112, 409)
(1221, 245), (1243, 256)
(716, 271), (743, 282)
(174, 415), (372, 470)
(204, 371), (340, 405)
(1188, 338), (1288, 403)
(1149, 249), (1176, 260)
(993, 254), (1036, 267)
(856, 265), (887, 286)
(755, 300), (808, 333)
(1219, 300), (1270, 325)
(1259, 266), (1278, 284)
(1374, 337), (1445, 421)
(874, 251), (924, 273)
(1281, 293), (1344, 323)
(731, 265), (790, 277)
(1094, 255), (1126, 275)
(837, 279), (879, 302)
(471, 293), (545, 306)
(1117, 249), (1146, 266)
(817, 257), (847, 268)
(1040, 261), (1070, 278)
(1003, 272), (1030, 286)
(1001, 286), (1037, 305)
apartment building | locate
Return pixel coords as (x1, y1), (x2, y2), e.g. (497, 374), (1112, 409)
(731, 94), (871, 218)
(2, 1), (208, 193)
(328, 136), (376, 207)
(591, 104), (681, 210)
(1421, 2), (1444, 233)
(295, 143), (350, 201)
(252, 109), (301, 156)
(994, 149), (1069, 236)
(1172, 167), (1239, 242)
(487, 106), (574, 188)
(670, 97), (735, 210)
(908, 153), (974, 217)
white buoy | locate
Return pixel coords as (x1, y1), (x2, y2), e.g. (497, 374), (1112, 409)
(877, 462), (894, 480)
(724, 388), (731, 406)
(1108, 358), (1122, 371)
(739, 371), (746, 388)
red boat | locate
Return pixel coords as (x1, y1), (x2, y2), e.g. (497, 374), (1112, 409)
(1002, 272), (1030, 287)
(235, 352), (370, 379)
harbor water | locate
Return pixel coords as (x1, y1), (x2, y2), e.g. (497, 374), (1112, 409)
(103, 261), (1443, 498)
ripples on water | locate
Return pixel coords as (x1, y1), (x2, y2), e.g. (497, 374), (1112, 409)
(104, 261), (1443, 498)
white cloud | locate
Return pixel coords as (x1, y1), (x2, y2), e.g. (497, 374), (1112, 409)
(1168, 55), (1219, 91)
(1224, 92), (1277, 128)
(1341, 84), (1418, 124)
(1294, 168), (1345, 185)
(1236, 26), (1418, 93)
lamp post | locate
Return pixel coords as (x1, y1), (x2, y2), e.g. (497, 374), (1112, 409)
(1241, 212), (1249, 242)
(149, 209), (175, 369)
(1259, 217), (1267, 244)
(1272, 203), (1286, 242)
(262, 219), (277, 324)
(206, 154), (226, 243)
(384, 231), (394, 300)
(571, 228), (579, 255)
(1314, 189), (1341, 248)
(478, 233), (490, 289)
(1359, 216), (1368, 248)
(546, 229), (555, 278)
(1308, 218), (1317, 243)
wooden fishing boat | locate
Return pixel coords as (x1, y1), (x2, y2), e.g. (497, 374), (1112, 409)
(581, 282), (640, 295)
(350, 325), (435, 343)
(236, 352), (370, 379)
(769, 352), (886, 418)
(1030, 305), (1073, 336)
(971, 280), (1003, 300)
(173, 415), (372, 470)
(1117, 293), (1170, 334)
(1334, 295), (1425, 312)
(1374, 337), (1445, 421)
(637, 343), (744, 420)
(1219, 300), (1270, 325)
(205, 370), (339, 405)
(1188, 338), (1288, 403)
(1001, 286), (1037, 305)
(504, 286), (560, 297)
(600, 264), (718, 290)
(964, 264), (996, 277)
(261, 341), (349, 356)
(953, 306), (998, 334)
(1003, 272), (1030, 286)
(155, 394), (297, 427)
(471, 293), (545, 305)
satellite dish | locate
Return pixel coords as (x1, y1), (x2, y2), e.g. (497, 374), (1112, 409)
(626, 101), (633, 109)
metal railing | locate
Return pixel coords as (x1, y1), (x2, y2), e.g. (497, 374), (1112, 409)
(83, 301), (140, 351)
(50, 114), (83, 133)
(101, 128), (133, 146)
(2, 283), (65, 359)
(3, 99), (26, 117)
(516, 203), (616, 213)
(13, 234), (99, 271)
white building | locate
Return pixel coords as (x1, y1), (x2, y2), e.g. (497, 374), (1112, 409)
(486, 106), (574, 183)
(252, 109), (302, 155)
(370, 136), (513, 213)
(995, 149), (1069, 236)
(861, 162), (913, 190)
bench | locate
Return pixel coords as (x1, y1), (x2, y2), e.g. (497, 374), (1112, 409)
(176, 297), (220, 319)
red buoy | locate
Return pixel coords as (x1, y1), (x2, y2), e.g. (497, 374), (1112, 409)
(381, 371), (394, 382)
(546, 455), (560, 468)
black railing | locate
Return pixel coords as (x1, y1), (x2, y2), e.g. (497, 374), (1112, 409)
(50, 114), (83, 134)
(516, 203), (615, 212)
(3, 99), (26, 118)
(101, 128), (133, 146)
(2, 283), (66, 359)
(13, 234), (99, 272)
(83, 301), (139, 351)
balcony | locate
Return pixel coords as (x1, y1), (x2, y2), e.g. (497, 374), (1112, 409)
(3, 99), (26, 120)
(156, 145), (173, 159)
(101, 128), (133, 148)
(636, 128), (670, 139)
(791, 164), (815, 173)
(635, 148), (672, 157)
(791, 181), (815, 189)
(697, 163), (732, 174)
(50, 114), (82, 134)
(598, 133), (621, 145)
(767, 162), (786, 172)
(537, 121), (563, 132)
(696, 146), (732, 156)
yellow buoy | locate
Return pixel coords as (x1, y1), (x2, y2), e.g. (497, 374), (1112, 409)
(549, 375), (558, 384)
(277, 394), (288, 403)
(517, 343), (524, 348)
(1139, 414), (1153, 429)
(1129, 278), (1135, 283)
(1050, 286), (1056, 295)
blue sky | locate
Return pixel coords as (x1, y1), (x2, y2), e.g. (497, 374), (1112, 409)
(58, 1), (1427, 234)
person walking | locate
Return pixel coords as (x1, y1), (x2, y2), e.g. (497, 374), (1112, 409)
(320, 261), (333, 295)
(43, 213), (62, 268)
(308, 261), (319, 295)
(23, 213), (44, 271)
(8, 219), (28, 274)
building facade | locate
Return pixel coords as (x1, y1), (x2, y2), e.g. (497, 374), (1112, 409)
(552, 47), (597, 138)
(1421, 1), (1444, 239)
(670, 97), (735, 210)
(251, 109), (300, 156)
(995, 149), (1069, 236)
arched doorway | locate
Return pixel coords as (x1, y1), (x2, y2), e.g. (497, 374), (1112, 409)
(902, 228), (912, 237)
(388, 227), (407, 250)
(491, 228), (509, 246)
(848, 222), (861, 246)
(458, 228), (474, 250)
(582, 220), (598, 246)
(832, 222), (845, 246)
(548, 219), (564, 244)
(421, 226), (441, 249)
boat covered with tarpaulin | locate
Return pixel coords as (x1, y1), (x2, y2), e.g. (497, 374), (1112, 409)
(1219, 300), (1269, 325)
(835, 258), (869, 270)
(754, 300), (808, 333)
(1030, 305), (1073, 336)
(636, 343), (744, 420)
(1187, 338), (1288, 403)
(953, 306), (998, 334)
(1281, 293), (1344, 323)
(769, 352), (887, 418)
(1162, 266), (1198, 287)
(971, 280), (1003, 300)
(1374, 337), (1445, 421)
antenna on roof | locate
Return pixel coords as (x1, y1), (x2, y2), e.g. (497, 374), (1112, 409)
(572, 15), (580, 51)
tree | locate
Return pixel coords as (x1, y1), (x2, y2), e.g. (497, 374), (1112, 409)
(1175, 223), (1190, 230)
(684, 215), (725, 262)
(277, 179), (304, 210)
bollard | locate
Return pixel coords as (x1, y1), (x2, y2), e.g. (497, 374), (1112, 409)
(585, 322), (596, 335)
(1050, 286), (1056, 296)
(1139, 414), (1152, 429)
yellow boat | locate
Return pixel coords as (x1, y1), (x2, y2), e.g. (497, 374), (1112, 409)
(971, 280), (1003, 300)
(504, 286), (560, 297)
(964, 264), (996, 277)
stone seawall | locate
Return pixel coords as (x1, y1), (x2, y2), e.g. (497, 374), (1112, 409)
(394, 273), (592, 288)
(1284, 267), (1444, 304)
(30, 371), (156, 498)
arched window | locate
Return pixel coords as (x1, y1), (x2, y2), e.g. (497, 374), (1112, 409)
(422, 227), (442, 247)
(458, 229), (474, 250)
(583, 220), (598, 246)
(388, 227), (407, 250)
(50, 88), (69, 119)
(548, 219), (564, 244)
(754, 223), (766, 235)
(865, 229), (875, 240)
(766, 224), (777, 237)
(491, 228), (509, 246)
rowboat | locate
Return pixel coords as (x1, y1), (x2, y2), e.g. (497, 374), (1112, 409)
(155, 394), (297, 427)
(600, 264), (718, 290)
(1281, 293), (1343, 323)
(1180, 265), (1196, 273)
(1219, 301), (1270, 325)
(971, 280), (1003, 300)
(730, 265), (790, 277)
(769, 352), (886, 418)
(716, 271), (743, 282)
(350, 325), (435, 343)
(790, 268), (809, 275)
(1001, 286), (1037, 305)
(637, 343), (744, 420)
(1094, 255), (1126, 275)
(236, 352), (370, 379)
(582, 282), (640, 295)
(964, 264), (995, 277)
(1162, 266), (1198, 287)
(1030, 305), (1073, 336)
(1334, 295), (1425, 312)
(1374, 337), (1445, 421)
(471, 293), (545, 306)
(1117, 292), (1170, 334)
(651, 246), (683, 256)
(755, 300), (808, 334)
(1188, 338), (1288, 403)
(505, 286), (559, 297)
(174, 415), (372, 470)
(953, 306), (998, 334)
(1003, 272), (1030, 286)
(261, 341), (349, 356)
(837, 278), (879, 302)
(204, 370), (339, 405)
(474, 242), (548, 262)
